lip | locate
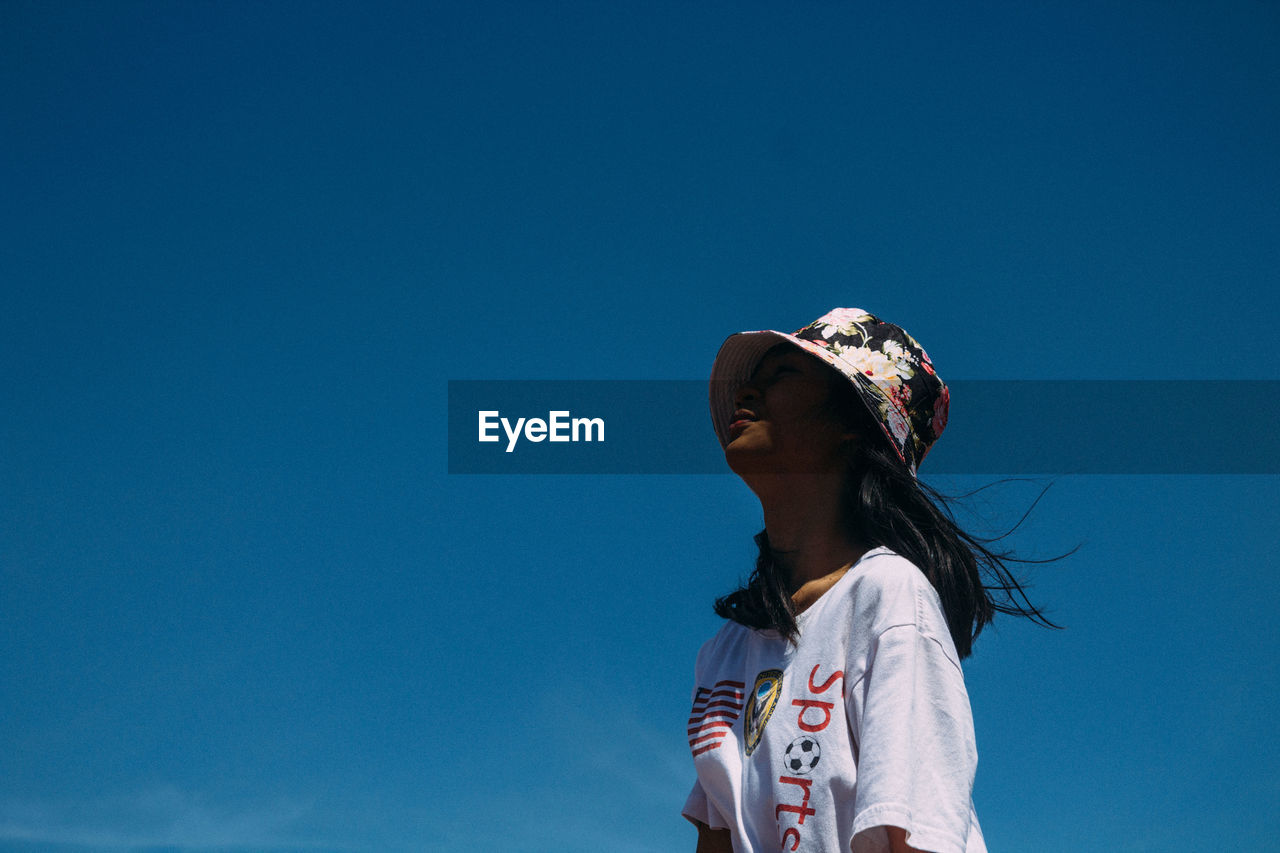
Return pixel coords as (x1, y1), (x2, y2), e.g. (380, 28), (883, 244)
(728, 410), (757, 438)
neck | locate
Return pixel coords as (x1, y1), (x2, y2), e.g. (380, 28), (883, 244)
(752, 472), (867, 594)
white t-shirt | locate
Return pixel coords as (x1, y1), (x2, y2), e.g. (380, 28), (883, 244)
(682, 546), (987, 853)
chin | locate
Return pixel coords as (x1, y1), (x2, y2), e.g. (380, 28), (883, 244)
(724, 444), (782, 480)
(724, 449), (756, 479)
(727, 447), (844, 480)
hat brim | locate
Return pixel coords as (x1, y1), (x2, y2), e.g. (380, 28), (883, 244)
(708, 330), (872, 447)
(709, 330), (794, 448)
(708, 329), (910, 470)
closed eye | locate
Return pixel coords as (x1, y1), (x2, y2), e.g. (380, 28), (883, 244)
(749, 365), (793, 385)
(766, 364), (799, 381)
(749, 357), (803, 385)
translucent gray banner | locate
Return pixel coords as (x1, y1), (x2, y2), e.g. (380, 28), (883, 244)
(447, 380), (1279, 474)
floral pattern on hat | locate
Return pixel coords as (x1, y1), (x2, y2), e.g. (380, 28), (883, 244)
(788, 308), (949, 475)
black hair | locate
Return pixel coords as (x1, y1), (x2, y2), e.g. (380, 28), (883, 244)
(714, 358), (1066, 659)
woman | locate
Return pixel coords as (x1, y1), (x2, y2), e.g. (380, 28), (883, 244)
(683, 308), (1054, 853)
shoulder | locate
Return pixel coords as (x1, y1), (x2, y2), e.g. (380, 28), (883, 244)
(844, 549), (929, 621)
(851, 549), (929, 596)
(691, 619), (754, 676)
(845, 549), (953, 651)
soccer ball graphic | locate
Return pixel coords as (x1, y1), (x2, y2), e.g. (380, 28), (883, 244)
(783, 736), (821, 775)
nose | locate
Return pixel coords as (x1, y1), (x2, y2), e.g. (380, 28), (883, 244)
(734, 382), (760, 406)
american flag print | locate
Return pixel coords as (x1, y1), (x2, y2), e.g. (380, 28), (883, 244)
(687, 679), (745, 757)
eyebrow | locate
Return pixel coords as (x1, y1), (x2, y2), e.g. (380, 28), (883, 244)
(749, 354), (803, 381)
(759, 351), (806, 369)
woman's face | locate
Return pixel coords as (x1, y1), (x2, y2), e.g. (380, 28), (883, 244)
(724, 344), (854, 479)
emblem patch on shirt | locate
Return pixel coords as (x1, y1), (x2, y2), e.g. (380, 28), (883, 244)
(744, 668), (783, 755)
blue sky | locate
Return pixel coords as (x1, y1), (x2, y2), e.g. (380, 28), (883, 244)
(3, 2), (1278, 851)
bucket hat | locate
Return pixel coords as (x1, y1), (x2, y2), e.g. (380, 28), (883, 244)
(709, 308), (949, 476)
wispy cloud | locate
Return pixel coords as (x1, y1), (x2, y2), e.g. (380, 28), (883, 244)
(580, 709), (694, 807)
(444, 684), (700, 852)
(0, 786), (354, 852)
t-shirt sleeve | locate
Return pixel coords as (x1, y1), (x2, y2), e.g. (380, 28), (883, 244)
(847, 623), (978, 853)
(682, 643), (731, 832)
(681, 777), (728, 829)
